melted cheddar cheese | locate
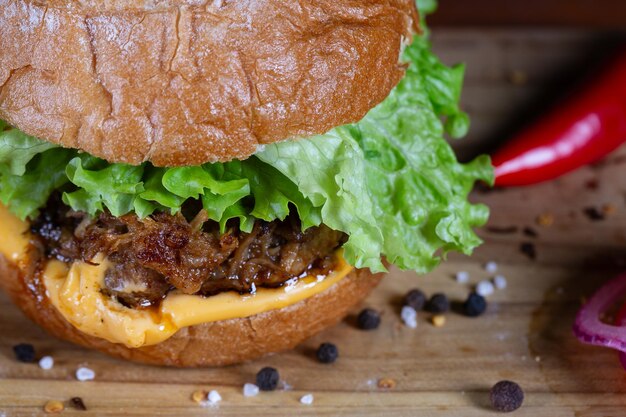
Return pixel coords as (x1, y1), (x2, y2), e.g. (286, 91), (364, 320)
(0, 204), (353, 348)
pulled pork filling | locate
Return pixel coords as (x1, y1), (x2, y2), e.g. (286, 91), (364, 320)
(30, 197), (347, 308)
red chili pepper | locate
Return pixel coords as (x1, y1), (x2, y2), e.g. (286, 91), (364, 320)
(492, 48), (626, 187)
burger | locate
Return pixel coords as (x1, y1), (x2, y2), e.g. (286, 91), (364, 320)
(0, 0), (492, 366)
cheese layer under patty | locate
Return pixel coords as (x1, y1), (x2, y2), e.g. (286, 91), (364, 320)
(0, 204), (353, 348)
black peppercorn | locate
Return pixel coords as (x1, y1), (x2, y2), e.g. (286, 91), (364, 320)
(463, 293), (487, 317)
(490, 380), (524, 412)
(404, 289), (426, 311)
(425, 293), (449, 313)
(70, 397), (87, 411)
(316, 343), (339, 364)
(12, 343), (36, 363)
(520, 242), (537, 260)
(256, 367), (280, 391)
(357, 308), (381, 330)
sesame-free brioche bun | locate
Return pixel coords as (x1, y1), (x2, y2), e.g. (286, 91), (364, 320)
(0, 249), (383, 367)
(0, 0), (418, 166)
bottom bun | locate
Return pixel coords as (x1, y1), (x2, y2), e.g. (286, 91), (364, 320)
(0, 250), (383, 367)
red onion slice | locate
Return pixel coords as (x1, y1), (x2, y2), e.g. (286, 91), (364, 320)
(573, 273), (626, 353)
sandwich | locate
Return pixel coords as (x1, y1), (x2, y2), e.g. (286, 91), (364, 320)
(0, 0), (492, 366)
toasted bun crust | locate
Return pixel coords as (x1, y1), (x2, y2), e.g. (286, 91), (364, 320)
(0, 0), (418, 166)
(0, 249), (382, 366)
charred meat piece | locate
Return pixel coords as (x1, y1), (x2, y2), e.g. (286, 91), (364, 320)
(102, 254), (171, 308)
(29, 194), (83, 262)
(31, 198), (346, 308)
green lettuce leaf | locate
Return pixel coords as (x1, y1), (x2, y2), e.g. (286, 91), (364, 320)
(0, 126), (57, 176)
(0, 1), (493, 273)
(0, 148), (74, 219)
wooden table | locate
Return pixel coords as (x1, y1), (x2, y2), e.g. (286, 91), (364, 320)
(431, 0), (626, 28)
(2, 29), (626, 417)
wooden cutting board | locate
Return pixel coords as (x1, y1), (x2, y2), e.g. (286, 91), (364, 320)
(2, 29), (626, 417)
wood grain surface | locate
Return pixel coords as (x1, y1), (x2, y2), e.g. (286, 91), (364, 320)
(2, 29), (626, 416)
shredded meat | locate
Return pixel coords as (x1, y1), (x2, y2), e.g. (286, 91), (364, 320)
(31, 197), (346, 308)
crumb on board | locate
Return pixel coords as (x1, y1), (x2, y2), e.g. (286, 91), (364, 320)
(536, 213), (554, 227)
(377, 378), (397, 390)
(431, 315), (446, 327)
(603, 203), (617, 216)
(191, 390), (207, 403)
(44, 400), (64, 414)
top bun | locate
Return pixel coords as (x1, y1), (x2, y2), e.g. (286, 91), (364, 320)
(0, 0), (418, 166)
